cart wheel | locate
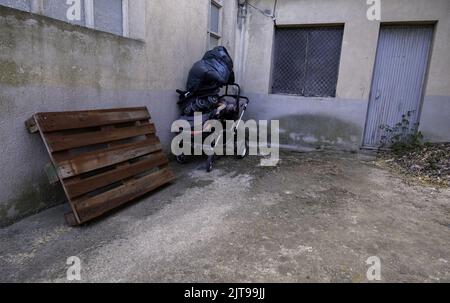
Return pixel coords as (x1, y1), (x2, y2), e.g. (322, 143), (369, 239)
(176, 154), (187, 164)
(236, 139), (249, 159)
(206, 156), (214, 172)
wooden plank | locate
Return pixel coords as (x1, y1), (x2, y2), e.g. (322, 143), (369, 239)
(74, 168), (175, 223)
(44, 162), (60, 184)
(46, 124), (156, 152)
(25, 117), (38, 134)
(35, 107), (150, 132)
(65, 152), (169, 199)
(56, 138), (162, 179)
(28, 107), (175, 225)
(64, 212), (78, 226)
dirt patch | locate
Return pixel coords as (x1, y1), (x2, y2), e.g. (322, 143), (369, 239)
(1, 151), (449, 282)
(276, 114), (362, 150)
(377, 143), (450, 187)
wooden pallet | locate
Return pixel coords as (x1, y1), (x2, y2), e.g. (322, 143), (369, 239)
(26, 107), (175, 226)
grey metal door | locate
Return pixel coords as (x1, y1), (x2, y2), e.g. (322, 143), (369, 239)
(363, 25), (434, 147)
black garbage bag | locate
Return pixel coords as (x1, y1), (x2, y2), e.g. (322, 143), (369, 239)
(186, 46), (235, 93)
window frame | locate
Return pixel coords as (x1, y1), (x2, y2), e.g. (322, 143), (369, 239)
(270, 25), (345, 98)
(208, 0), (223, 49)
(28, 0), (130, 37)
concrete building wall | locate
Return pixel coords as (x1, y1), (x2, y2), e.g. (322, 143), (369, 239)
(241, 0), (450, 149)
(0, 1), (237, 226)
(1, 0), (448, 226)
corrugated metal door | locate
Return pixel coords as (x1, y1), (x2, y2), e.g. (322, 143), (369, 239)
(363, 25), (434, 148)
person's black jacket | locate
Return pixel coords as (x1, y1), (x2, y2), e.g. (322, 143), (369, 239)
(186, 46), (235, 93)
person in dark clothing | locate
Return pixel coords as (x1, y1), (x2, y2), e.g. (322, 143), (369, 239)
(179, 46), (236, 117)
(186, 46), (234, 93)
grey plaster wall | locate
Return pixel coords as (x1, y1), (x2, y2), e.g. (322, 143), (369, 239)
(0, 7), (145, 226)
(2, 0), (447, 226)
(244, 93), (367, 151)
(419, 95), (450, 143)
(0, 0), (238, 226)
(240, 0), (450, 149)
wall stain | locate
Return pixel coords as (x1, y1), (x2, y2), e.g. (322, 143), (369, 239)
(0, 178), (65, 227)
(0, 6), (146, 89)
(0, 61), (25, 86)
(276, 114), (362, 149)
(0, 6), (149, 226)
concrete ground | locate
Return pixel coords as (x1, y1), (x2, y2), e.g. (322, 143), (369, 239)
(0, 150), (449, 283)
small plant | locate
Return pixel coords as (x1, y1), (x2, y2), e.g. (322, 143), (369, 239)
(379, 111), (423, 155)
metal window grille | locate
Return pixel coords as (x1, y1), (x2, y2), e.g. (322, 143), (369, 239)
(271, 26), (344, 97)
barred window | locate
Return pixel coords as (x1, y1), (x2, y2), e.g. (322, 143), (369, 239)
(1, 0), (129, 37)
(0, 0), (31, 11)
(93, 0), (124, 36)
(271, 26), (344, 97)
(43, 0), (86, 27)
(208, 0), (222, 49)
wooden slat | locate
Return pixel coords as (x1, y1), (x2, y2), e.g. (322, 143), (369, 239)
(46, 124), (156, 152)
(74, 168), (175, 223)
(25, 117), (38, 133)
(64, 212), (78, 226)
(56, 138), (162, 179)
(44, 162), (60, 184)
(35, 107), (150, 132)
(28, 107), (175, 226)
(65, 152), (169, 199)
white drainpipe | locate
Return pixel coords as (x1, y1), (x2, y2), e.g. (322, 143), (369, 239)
(235, 1), (248, 86)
